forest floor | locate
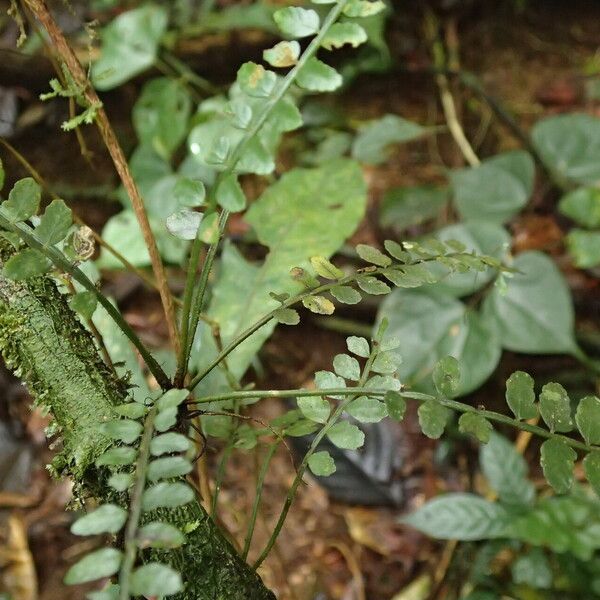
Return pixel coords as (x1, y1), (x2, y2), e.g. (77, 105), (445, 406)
(2, 1), (600, 599)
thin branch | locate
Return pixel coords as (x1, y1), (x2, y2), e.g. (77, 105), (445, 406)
(24, 0), (180, 355)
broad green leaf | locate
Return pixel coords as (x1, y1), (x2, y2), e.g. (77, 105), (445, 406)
(100, 210), (187, 267)
(384, 391), (407, 421)
(327, 421), (365, 449)
(333, 353), (361, 381)
(583, 451), (600, 497)
(166, 209), (202, 241)
(193, 160), (366, 384)
(273, 7), (319, 38)
(114, 403), (146, 419)
(482, 251), (577, 355)
(147, 457), (192, 482)
(511, 549), (553, 589)
(322, 22), (367, 49)
(99, 419), (143, 444)
(532, 114), (600, 185)
(108, 473), (132, 492)
(347, 336), (370, 358)
(35, 199), (72, 246)
(198, 2), (279, 33)
(133, 78), (191, 159)
(352, 114), (425, 165)
(379, 185), (447, 229)
(310, 256), (344, 279)
(505, 371), (537, 420)
(142, 482), (194, 511)
(138, 522), (185, 549)
(297, 58), (342, 92)
(157, 389), (189, 411)
(378, 289), (501, 395)
(429, 222), (510, 297)
(540, 438), (576, 494)
(2, 177), (40, 222)
(343, 0), (386, 17)
(91, 6), (168, 90)
(87, 584), (119, 600)
(356, 243), (391, 267)
(3, 249), (50, 280)
(71, 504), (127, 536)
(566, 229), (600, 268)
(458, 413), (492, 443)
(173, 177), (205, 208)
(575, 395), (600, 445)
(297, 396), (330, 424)
(151, 432), (192, 456)
(308, 450), (336, 476)
(559, 186), (600, 228)
(155, 407), (177, 432)
(418, 399), (450, 439)
(130, 563), (183, 597)
(96, 447), (137, 467)
(402, 493), (511, 540)
(331, 285), (361, 304)
(450, 151), (534, 223)
(480, 433), (535, 506)
(69, 291), (97, 320)
(237, 62), (277, 98)
(263, 41), (300, 67)
(539, 382), (573, 433)
(303, 295), (335, 314)
(507, 495), (600, 560)
(64, 548), (122, 585)
(346, 396), (387, 423)
(432, 356), (461, 398)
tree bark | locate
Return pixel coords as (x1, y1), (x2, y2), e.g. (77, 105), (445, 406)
(0, 238), (275, 600)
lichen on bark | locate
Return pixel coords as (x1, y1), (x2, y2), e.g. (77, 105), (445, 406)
(0, 238), (275, 600)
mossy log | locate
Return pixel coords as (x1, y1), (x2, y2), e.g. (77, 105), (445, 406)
(0, 239), (275, 600)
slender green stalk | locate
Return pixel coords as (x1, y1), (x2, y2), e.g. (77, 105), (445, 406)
(0, 212), (170, 389)
(177, 0), (350, 384)
(119, 407), (157, 600)
(242, 442), (278, 560)
(211, 442), (234, 517)
(253, 344), (379, 568)
(192, 386), (597, 454)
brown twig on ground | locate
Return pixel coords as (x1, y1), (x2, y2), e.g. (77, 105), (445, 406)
(424, 10), (480, 168)
(23, 0), (180, 356)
